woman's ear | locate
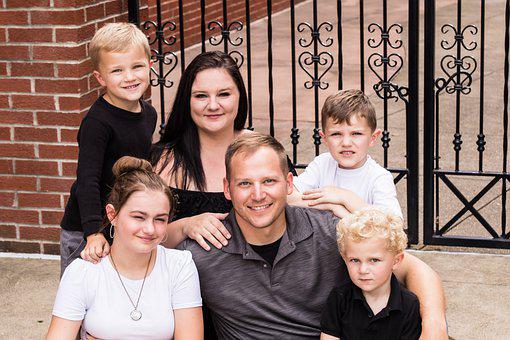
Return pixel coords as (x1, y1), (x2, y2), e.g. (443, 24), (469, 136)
(105, 204), (117, 224)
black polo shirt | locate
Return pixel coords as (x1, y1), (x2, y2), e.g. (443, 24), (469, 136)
(321, 274), (421, 340)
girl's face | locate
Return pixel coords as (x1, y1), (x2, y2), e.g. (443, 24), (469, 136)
(107, 189), (170, 254)
(189, 68), (240, 135)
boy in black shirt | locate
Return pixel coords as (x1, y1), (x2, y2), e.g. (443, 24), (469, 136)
(321, 208), (421, 340)
(59, 23), (156, 275)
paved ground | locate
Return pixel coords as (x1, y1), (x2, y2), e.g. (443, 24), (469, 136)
(2, 0), (510, 339)
(1, 251), (509, 340)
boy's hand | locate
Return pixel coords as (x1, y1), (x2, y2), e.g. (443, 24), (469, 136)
(81, 233), (109, 264)
(309, 202), (351, 218)
(182, 212), (231, 251)
(302, 186), (367, 213)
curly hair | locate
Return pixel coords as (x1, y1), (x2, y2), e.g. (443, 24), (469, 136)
(337, 207), (407, 254)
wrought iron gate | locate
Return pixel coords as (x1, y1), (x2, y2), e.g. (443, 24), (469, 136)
(126, 0), (509, 249)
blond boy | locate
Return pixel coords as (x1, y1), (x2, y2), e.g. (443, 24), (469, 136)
(289, 89), (402, 218)
(320, 208), (421, 339)
(59, 23), (157, 274)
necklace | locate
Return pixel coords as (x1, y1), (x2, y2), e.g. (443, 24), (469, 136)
(110, 250), (153, 321)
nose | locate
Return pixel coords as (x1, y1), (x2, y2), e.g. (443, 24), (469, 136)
(124, 69), (136, 81)
(341, 135), (352, 146)
(142, 219), (155, 234)
(359, 262), (369, 274)
(208, 96), (219, 110)
(251, 183), (266, 201)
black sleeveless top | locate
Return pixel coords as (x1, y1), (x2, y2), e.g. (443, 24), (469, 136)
(170, 187), (232, 221)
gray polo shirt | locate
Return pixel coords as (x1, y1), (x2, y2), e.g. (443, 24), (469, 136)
(178, 205), (349, 339)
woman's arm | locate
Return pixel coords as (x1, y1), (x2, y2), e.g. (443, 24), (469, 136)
(394, 252), (448, 340)
(174, 307), (204, 340)
(164, 213), (231, 250)
(45, 316), (81, 340)
(320, 333), (339, 340)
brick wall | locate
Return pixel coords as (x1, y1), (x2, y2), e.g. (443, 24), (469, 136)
(0, 0), (293, 255)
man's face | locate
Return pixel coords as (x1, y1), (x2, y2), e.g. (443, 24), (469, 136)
(224, 147), (293, 238)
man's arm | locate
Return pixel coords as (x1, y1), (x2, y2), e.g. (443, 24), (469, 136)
(394, 252), (447, 340)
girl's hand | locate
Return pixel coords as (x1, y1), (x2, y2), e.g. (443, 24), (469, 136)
(182, 213), (231, 251)
(81, 233), (109, 264)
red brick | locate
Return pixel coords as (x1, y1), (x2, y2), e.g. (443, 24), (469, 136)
(11, 62), (55, 77)
(0, 95), (8, 108)
(15, 127), (58, 142)
(15, 160), (59, 176)
(0, 11), (29, 25)
(0, 175), (37, 190)
(42, 242), (60, 255)
(8, 28), (53, 43)
(60, 128), (78, 142)
(105, 1), (123, 16)
(41, 210), (63, 224)
(0, 143), (35, 158)
(0, 126), (11, 140)
(0, 240), (40, 253)
(0, 159), (14, 174)
(12, 95), (55, 110)
(0, 208), (39, 224)
(20, 226), (60, 241)
(0, 63), (6, 76)
(55, 24), (96, 43)
(33, 44), (87, 61)
(0, 111), (34, 125)
(80, 90), (98, 109)
(53, 0), (91, 7)
(6, 0), (50, 7)
(0, 78), (31, 93)
(0, 224), (16, 238)
(0, 28), (6, 43)
(58, 96), (80, 111)
(39, 144), (78, 160)
(18, 193), (61, 208)
(62, 161), (77, 176)
(40, 177), (74, 192)
(56, 59), (92, 78)
(37, 111), (82, 126)
(0, 192), (15, 207)
(0, 45), (29, 60)
(31, 9), (85, 25)
(85, 3), (105, 21)
(35, 79), (82, 94)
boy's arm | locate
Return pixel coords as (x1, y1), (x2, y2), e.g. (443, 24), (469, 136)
(371, 172), (403, 218)
(302, 186), (367, 213)
(394, 253), (448, 340)
(287, 185), (309, 207)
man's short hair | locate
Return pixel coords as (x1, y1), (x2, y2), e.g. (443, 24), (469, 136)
(321, 89), (377, 131)
(337, 208), (407, 254)
(225, 132), (289, 181)
(89, 22), (151, 70)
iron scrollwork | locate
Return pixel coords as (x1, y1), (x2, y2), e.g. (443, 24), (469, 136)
(208, 20), (245, 68)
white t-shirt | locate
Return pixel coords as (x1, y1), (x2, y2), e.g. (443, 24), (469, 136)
(53, 245), (202, 340)
(293, 153), (403, 218)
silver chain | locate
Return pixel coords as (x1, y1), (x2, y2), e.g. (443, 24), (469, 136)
(110, 250), (152, 313)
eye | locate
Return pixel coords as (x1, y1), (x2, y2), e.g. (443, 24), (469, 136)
(219, 92), (231, 97)
(111, 69), (122, 73)
(330, 132), (341, 137)
(133, 64), (144, 69)
(263, 178), (275, 184)
(349, 258), (359, 263)
(370, 258), (381, 263)
(352, 132), (363, 136)
(155, 217), (168, 223)
(193, 93), (207, 99)
(133, 215), (145, 220)
(238, 181), (250, 186)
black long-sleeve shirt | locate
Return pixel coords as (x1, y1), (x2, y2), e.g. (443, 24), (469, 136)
(60, 96), (157, 238)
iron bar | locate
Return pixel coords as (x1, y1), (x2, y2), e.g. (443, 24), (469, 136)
(478, 0), (486, 171)
(200, 0), (206, 52)
(453, 0), (463, 171)
(267, 0), (275, 136)
(337, 0), (343, 90)
(128, 0), (139, 25)
(313, 0), (320, 155)
(359, 0), (365, 91)
(178, 0), (185, 73)
(290, 0), (299, 163)
(223, 0), (229, 53)
(502, 0), (510, 236)
(246, 0), (253, 130)
(382, 0), (389, 168)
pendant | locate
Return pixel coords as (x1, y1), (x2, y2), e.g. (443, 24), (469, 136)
(130, 309), (142, 321)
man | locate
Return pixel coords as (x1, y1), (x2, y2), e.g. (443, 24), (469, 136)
(178, 133), (447, 339)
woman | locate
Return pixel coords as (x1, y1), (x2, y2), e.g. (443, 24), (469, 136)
(151, 51), (250, 250)
(46, 156), (203, 340)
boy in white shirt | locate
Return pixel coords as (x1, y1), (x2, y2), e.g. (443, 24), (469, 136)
(289, 89), (402, 218)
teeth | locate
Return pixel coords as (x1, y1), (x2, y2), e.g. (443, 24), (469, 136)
(251, 204), (270, 211)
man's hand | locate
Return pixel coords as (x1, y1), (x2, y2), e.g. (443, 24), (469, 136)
(81, 233), (109, 264)
(182, 212), (231, 251)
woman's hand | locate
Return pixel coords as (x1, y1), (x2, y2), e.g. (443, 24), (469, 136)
(182, 212), (231, 251)
(81, 233), (109, 264)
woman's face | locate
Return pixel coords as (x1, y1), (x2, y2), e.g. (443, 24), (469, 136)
(189, 68), (240, 135)
(107, 189), (170, 254)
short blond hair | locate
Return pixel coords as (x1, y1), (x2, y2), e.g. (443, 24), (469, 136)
(225, 132), (289, 181)
(321, 89), (376, 131)
(337, 208), (407, 254)
(89, 22), (151, 70)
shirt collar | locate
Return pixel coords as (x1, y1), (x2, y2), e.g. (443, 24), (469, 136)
(353, 274), (404, 315)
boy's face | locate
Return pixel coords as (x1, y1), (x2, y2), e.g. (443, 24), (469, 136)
(93, 46), (152, 112)
(342, 237), (403, 295)
(321, 115), (381, 169)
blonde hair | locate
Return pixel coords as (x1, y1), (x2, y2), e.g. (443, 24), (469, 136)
(337, 208), (407, 254)
(89, 22), (151, 69)
(225, 132), (289, 181)
(321, 89), (377, 131)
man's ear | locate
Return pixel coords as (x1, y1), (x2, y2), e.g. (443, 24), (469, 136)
(369, 128), (382, 146)
(93, 70), (107, 87)
(392, 252), (404, 270)
(223, 177), (231, 200)
(105, 204), (117, 224)
(286, 171), (294, 195)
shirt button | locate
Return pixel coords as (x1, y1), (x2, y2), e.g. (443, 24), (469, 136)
(263, 264), (268, 268)
(244, 251), (249, 256)
(273, 282), (280, 286)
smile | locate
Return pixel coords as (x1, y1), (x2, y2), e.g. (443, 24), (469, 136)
(123, 84), (140, 90)
(249, 203), (272, 211)
(340, 151), (355, 155)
